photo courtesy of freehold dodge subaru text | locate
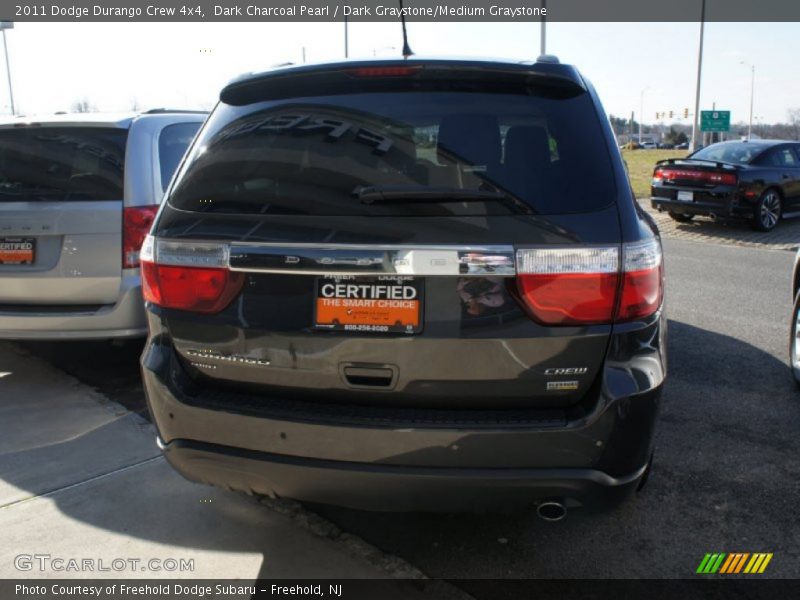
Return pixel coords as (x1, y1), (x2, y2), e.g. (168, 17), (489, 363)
(139, 57), (666, 517)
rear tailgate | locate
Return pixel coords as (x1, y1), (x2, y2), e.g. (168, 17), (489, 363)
(0, 126), (127, 306)
(150, 62), (626, 410)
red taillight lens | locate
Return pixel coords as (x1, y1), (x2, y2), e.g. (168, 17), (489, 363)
(517, 272), (619, 325)
(515, 240), (662, 326)
(140, 236), (244, 314)
(615, 240), (664, 322)
(653, 167), (737, 186)
(122, 205), (159, 268)
(142, 263), (244, 314)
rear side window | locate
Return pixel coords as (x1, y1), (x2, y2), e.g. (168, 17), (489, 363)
(158, 122), (201, 191)
(757, 147), (798, 167)
(692, 142), (769, 165)
(167, 90), (615, 216)
(0, 127), (127, 202)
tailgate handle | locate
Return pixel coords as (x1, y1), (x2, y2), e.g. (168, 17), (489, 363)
(341, 364), (397, 389)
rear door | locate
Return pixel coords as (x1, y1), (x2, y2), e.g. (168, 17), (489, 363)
(153, 68), (625, 410)
(0, 125), (127, 306)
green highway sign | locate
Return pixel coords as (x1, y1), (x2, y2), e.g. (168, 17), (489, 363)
(701, 110), (731, 132)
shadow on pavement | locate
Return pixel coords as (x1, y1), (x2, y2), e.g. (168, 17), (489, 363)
(3, 319), (799, 580)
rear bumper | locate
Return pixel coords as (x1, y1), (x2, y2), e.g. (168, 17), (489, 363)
(0, 274), (146, 340)
(142, 311), (665, 511)
(650, 196), (753, 219)
(159, 437), (648, 512)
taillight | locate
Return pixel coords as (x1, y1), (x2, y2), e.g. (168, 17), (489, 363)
(122, 205), (159, 268)
(653, 167), (737, 186)
(515, 239), (662, 326)
(616, 240), (663, 322)
(140, 236), (244, 314)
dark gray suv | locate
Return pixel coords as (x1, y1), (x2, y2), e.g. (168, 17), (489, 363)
(140, 58), (666, 517)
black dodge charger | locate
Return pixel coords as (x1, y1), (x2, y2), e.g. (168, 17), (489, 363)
(651, 140), (800, 231)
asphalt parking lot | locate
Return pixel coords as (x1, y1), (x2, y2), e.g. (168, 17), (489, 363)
(6, 230), (800, 584)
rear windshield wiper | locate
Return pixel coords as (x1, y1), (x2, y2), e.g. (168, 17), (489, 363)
(353, 185), (533, 213)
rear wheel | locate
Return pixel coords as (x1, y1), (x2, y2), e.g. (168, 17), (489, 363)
(790, 293), (800, 387)
(667, 211), (694, 223)
(752, 189), (782, 231)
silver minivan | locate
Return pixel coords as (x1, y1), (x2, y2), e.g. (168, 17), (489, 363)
(0, 110), (205, 339)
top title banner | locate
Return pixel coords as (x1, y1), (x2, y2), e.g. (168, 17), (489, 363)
(6, 0), (800, 22)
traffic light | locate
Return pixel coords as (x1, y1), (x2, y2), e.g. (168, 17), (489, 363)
(669, 110), (674, 118)
(683, 108), (689, 118)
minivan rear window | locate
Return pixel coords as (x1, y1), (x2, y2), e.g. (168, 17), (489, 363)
(168, 91), (615, 216)
(0, 127), (127, 202)
(158, 122), (201, 191)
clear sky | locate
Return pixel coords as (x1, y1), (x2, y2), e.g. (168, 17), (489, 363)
(2, 20), (797, 124)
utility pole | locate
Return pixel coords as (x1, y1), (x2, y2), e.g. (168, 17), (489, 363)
(690, 0), (706, 152)
(639, 87), (649, 143)
(747, 64), (754, 140)
(540, 0), (547, 56)
(0, 22), (14, 115)
(344, 16), (349, 58)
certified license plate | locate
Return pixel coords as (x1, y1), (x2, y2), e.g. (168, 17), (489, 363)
(0, 237), (36, 265)
(677, 190), (694, 202)
(314, 276), (423, 334)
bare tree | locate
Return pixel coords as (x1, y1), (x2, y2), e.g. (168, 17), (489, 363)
(788, 108), (800, 140)
(71, 98), (96, 113)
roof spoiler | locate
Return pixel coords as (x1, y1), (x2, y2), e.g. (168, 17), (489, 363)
(220, 59), (586, 106)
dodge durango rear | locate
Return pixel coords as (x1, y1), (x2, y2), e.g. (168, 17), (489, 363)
(141, 57), (666, 515)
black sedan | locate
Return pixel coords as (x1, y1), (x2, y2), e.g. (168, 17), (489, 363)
(651, 140), (800, 231)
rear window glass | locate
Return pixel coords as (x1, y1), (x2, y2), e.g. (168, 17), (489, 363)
(167, 91), (615, 216)
(159, 122), (200, 190)
(0, 127), (126, 202)
(692, 142), (770, 165)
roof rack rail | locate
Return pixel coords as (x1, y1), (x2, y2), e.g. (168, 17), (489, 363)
(143, 108), (208, 115)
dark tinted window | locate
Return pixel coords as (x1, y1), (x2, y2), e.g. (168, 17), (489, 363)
(758, 146), (799, 167)
(0, 127), (127, 202)
(692, 142), (770, 165)
(158, 122), (201, 190)
(167, 91), (615, 216)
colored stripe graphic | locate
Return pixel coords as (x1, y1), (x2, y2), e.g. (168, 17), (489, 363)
(697, 553), (727, 574)
(700, 553), (773, 575)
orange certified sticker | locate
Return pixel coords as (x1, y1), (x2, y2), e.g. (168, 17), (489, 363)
(314, 277), (423, 334)
(0, 238), (35, 265)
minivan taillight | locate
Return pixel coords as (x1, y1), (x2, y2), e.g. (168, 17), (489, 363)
(122, 205), (159, 268)
(515, 240), (662, 326)
(140, 236), (244, 314)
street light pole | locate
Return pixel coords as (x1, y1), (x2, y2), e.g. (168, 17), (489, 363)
(540, 0), (547, 56)
(639, 87), (649, 143)
(690, 0), (706, 152)
(747, 64), (755, 141)
(0, 22), (14, 116)
(344, 16), (349, 58)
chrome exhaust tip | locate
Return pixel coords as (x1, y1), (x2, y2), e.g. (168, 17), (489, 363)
(536, 500), (567, 522)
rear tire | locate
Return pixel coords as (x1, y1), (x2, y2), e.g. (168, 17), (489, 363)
(667, 211), (694, 223)
(789, 293), (800, 387)
(752, 189), (782, 231)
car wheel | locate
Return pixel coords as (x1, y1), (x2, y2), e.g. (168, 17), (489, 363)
(752, 189), (782, 231)
(790, 293), (800, 387)
(667, 211), (694, 223)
